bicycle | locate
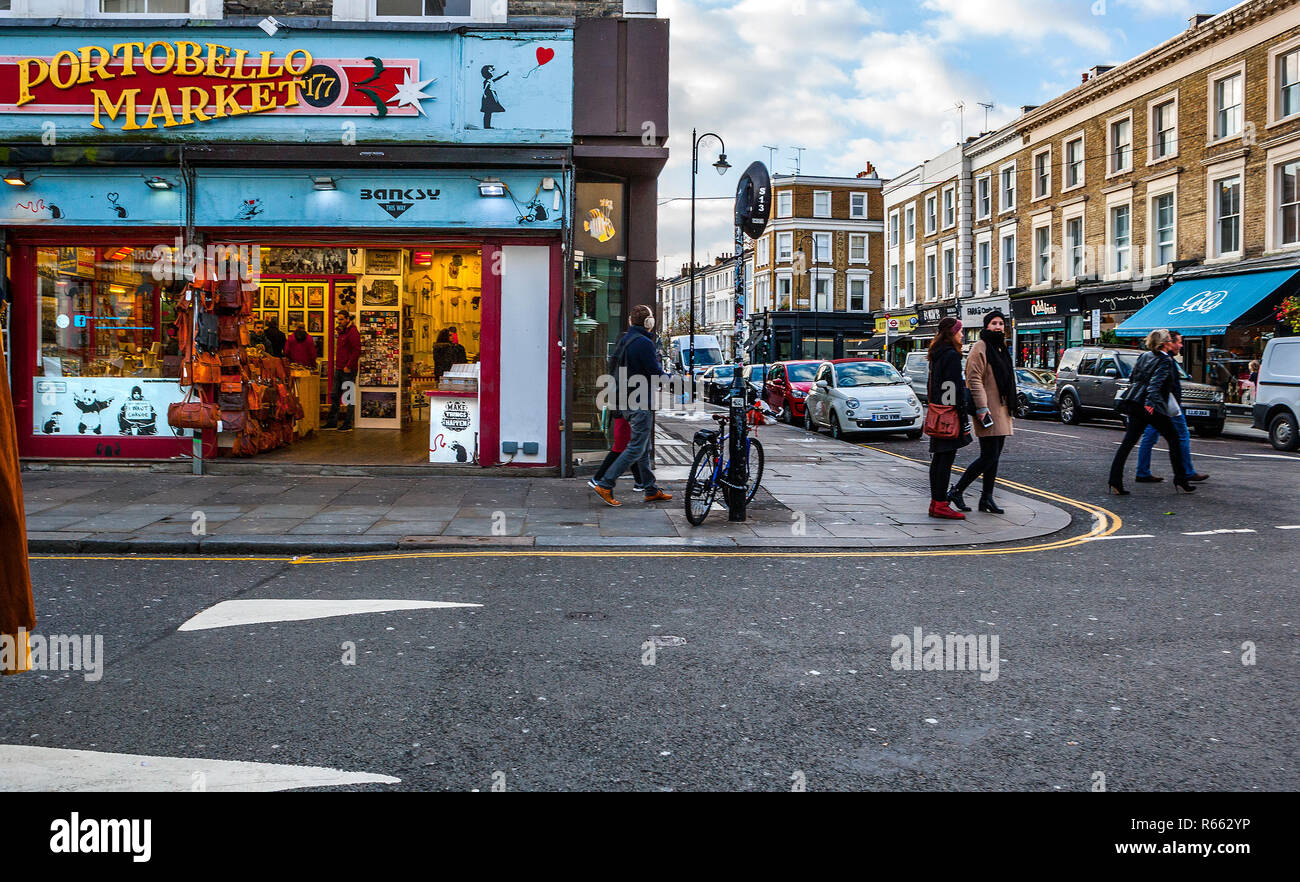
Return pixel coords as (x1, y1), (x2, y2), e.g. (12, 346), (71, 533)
(684, 408), (766, 526)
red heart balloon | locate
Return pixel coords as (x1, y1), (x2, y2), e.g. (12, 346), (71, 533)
(536, 46), (555, 66)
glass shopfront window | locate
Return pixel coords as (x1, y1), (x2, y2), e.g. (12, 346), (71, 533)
(1017, 329), (1066, 370)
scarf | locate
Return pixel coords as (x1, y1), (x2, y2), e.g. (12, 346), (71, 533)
(980, 329), (1016, 406)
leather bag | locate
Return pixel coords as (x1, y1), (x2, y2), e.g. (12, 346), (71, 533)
(167, 386), (219, 431)
(923, 402), (961, 440)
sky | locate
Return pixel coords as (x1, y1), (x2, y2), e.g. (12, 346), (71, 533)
(656, 0), (1242, 279)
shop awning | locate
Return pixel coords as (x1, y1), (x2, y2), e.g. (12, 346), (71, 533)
(857, 337), (887, 352)
(1114, 269), (1298, 337)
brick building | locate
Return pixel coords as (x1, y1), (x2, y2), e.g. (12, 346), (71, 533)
(886, 0), (1300, 396)
(748, 171), (885, 362)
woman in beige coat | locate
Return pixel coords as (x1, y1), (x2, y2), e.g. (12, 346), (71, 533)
(948, 310), (1017, 514)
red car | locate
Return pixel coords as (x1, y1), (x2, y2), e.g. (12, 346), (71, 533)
(762, 360), (822, 423)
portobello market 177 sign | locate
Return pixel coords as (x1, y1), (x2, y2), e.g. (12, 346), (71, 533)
(0, 42), (431, 130)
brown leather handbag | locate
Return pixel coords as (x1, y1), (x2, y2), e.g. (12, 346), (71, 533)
(219, 409), (247, 433)
(192, 352), (221, 385)
(168, 386), (219, 431)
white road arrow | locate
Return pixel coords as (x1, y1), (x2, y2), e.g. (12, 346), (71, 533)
(178, 599), (482, 632)
(0, 745), (399, 792)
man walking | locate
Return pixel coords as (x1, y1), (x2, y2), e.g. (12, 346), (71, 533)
(1135, 331), (1209, 483)
(592, 305), (672, 507)
(326, 311), (361, 432)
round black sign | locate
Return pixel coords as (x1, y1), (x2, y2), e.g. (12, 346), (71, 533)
(735, 161), (772, 240)
(299, 64), (344, 108)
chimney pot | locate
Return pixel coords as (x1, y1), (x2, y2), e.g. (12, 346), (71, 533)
(1189, 13), (1213, 28)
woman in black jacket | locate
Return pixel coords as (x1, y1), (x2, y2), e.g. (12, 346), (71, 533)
(1108, 328), (1194, 495)
(927, 317), (974, 519)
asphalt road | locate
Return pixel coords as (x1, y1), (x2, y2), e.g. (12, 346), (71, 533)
(2, 414), (1297, 791)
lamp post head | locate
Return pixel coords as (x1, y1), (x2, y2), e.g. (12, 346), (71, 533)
(713, 154), (731, 175)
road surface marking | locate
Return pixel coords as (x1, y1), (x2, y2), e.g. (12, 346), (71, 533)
(0, 745), (399, 792)
(1276, 525), (1300, 530)
(178, 599), (482, 631)
(1085, 534), (1155, 541)
(1016, 428), (1085, 439)
(1109, 442), (1239, 460)
(1183, 529), (1256, 536)
(1239, 453), (1300, 461)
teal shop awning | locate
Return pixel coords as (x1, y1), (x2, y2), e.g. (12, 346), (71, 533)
(1114, 269), (1298, 337)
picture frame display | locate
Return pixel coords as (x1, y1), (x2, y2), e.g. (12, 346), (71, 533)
(260, 285), (282, 310)
(307, 312), (324, 334)
(361, 278), (400, 307)
(288, 286), (306, 308)
(307, 286), (326, 309)
(287, 310), (305, 329)
(365, 249), (402, 276)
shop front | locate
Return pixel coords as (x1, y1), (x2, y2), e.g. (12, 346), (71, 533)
(1080, 284), (1163, 345)
(871, 310), (918, 369)
(1011, 292), (1083, 370)
(1, 24), (573, 468)
(961, 295), (1011, 344)
(753, 311), (877, 363)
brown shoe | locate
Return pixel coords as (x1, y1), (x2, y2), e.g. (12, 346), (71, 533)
(643, 490), (672, 503)
(592, 485), (622, 507)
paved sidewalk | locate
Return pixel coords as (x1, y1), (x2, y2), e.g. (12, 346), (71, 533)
(20, 410), (1072, 552)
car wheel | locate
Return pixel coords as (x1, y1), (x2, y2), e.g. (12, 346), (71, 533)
(1059, 392), (1081, 425)
(803, 407), (817, 433)
(1015, 394), (1031, 420)
(1196, 421), (1224, 439)
(830, 411), (844, 440)
(1270, 410), (1300, 451)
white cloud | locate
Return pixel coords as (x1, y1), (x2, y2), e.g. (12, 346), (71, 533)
(922, 0), (1113, 53)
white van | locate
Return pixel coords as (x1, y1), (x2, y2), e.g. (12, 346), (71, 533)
(669, 335), (724, 378)
(1252, 336), (1300, 450)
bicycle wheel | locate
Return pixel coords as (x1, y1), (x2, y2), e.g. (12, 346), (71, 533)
(684, 444), (720, 526)
(744, 437), (765, 504)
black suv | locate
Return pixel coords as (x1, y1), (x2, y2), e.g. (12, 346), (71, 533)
(1054, 346), (1226, 437)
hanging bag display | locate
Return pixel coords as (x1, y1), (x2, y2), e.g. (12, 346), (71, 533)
(192, 351), (222, 385)
(195, 304), (220, 354)
(167, 385), (219, 431)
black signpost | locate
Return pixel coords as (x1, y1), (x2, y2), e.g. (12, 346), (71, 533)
(726, 161), (771, 521)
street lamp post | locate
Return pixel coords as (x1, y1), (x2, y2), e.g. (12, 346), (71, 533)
(689, 129), (730, 394)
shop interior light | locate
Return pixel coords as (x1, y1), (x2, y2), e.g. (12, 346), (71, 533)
(105, 246), (133, 261)
(312, 176), (337, 190)
(4, 170), (29, 187)
(145, 176), (173, 190)
(478, 178), (506, 197)
(413, 250), (433, 266)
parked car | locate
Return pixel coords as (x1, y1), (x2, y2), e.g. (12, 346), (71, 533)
(902, 351), (930, 401)
(1054, 346), (1225, 436)
(1252, 336), (1300, 450)
(1014, 367), (1058, 419)
(803, 359), (924, 440)
(744, 363), (770, 404)
(699, 364), (737, 404)
(762, 360), (821, 423)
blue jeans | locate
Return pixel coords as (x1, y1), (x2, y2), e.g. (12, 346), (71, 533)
(1137, 411), (1192, 479)
(596, 409), (658, 493)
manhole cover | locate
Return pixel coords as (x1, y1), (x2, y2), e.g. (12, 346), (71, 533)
(648, 635), (687, 647)
(565, 611), (607, 621)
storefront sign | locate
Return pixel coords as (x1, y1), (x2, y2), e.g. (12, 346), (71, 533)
(962, 297), (1009, 324)
(32, 377), (189, 438)
(0, 29), (573, 144)
(1012, 292), (1080, 330)
(575, 182), (623, 258)
(1082, 289), (1158, 315)
(1029, 299), (1058, 316)
(918, 304), (959, 324)
(428, 393), (479, 464)
(875, 312), (916, 333)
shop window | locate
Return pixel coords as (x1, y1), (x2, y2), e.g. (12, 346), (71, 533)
(99, 0), (191, 11)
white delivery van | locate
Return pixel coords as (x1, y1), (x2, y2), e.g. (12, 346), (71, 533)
(1253, 336), (1300, 450)
(669, 335), (725, 378)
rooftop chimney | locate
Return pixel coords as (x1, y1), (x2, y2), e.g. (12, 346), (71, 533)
(1020, 104), (1039, 116)
(1089, 64), (1114, 79)
(1189, 13), (1213, 28)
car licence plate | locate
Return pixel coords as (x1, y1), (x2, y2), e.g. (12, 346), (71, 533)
(872, 413), (897, 422)
(1185, 408), (1211, 417)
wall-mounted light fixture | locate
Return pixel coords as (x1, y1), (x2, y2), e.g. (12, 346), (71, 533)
(145, 176), (173, 190)
(4, 170), (30, 187)
(259, 16), (282, 37)
(478, 177), (506, 197)
(312, 176), (337, 191)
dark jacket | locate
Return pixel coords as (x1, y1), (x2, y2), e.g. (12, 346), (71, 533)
(927, 342), (973, 453)
(263, 325), (286, 359)
(335, 323), (361, 373)
(1130, 350), (1180, 417)
(612, 325), (665, 410)
(433, 341), (468, 380)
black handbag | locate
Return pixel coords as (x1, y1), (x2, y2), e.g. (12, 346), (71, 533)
(195, 306), (220, 354)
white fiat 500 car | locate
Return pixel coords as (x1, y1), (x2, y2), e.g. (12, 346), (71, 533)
(803, 359), (924, 441)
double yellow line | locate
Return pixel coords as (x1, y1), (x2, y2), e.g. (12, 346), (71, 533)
(31, 445), (1120, 565)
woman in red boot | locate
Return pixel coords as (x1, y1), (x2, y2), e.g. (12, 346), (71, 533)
(926, 317), (973, 519)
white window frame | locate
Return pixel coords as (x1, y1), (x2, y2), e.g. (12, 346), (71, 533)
(812, 232), (832, 264)
(976, 174), (992, 220)
(1032, 217), (1053, 286)
(904, 204), (916, 242)
(942, 184), (956, 229)
(776, 190), (793, 219)
(1208, 61), (1247, 145)
(775, 273), (794, 310)
(888, 211), (900, 248)
(1033, 146), (1052, 201)
(975, 234), (992, 295)
(999, 161), (1017, 213)
(849, 233), (868, 264)
(924, 247), (938, 303)
(1269, 36), (1300, 128)
(811, 269), (833, 312)
(847, 273), (871, 313)
(999, 225), (1017, 291)
(757, 236), (770, 267)
(86, 0), (221, 16)
(925, 195), (938, 234)
(889, 264), (899, 306)
(335, 0), (503, 22)
(777, 232), (794, 263)
(1147, 177), (1179, 271)
(1104, 190), (1133, 279)
(813, 190), (832, 218)
(1205, 156), (1246, 261)
(850, 192), (869, 219)
(1107, 111), (1133, 177)
(905, 260), (915, 306)
(1147, 91), (1179, 165)
(1062, 132), (1086, 192)
(755, 274), (772, 311)
(1266, 139), (1300, 252)
(1062, 207), (1086, 282)
(941, 243), (956, 298)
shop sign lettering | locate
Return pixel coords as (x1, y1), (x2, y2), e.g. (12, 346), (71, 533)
(1029, 299), (1058, 316)
(359, 188), (441, 201)
(1168, 289), (1228, 316)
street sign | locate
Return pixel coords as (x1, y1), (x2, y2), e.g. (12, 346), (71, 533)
(734, 162), (772, 240)
(888, 318), (899, 330)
